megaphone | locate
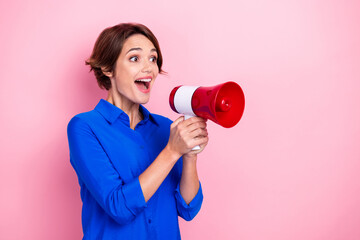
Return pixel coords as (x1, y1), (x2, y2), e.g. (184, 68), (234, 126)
(169, 81), (245, 128)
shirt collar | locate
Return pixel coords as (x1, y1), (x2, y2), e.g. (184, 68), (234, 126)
(95, 99), (159, 126)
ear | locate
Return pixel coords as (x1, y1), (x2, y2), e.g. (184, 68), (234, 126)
(101, 67), (113, 78)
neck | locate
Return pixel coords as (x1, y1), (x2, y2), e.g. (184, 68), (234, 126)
(106, 91), (143, 129)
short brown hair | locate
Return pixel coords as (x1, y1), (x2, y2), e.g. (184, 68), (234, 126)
(85, 23), (164, 90)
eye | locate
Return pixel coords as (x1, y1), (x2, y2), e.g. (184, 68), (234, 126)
(129, 56), (138, 62)
(150, 56), (157, 62)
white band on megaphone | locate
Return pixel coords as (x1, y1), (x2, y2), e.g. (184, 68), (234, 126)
(173, 86), (200, 116)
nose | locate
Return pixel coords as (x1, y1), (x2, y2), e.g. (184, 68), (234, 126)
(141, 60), (152, 73)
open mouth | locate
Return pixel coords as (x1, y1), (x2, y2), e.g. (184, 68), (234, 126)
(135, 78), (151, 91)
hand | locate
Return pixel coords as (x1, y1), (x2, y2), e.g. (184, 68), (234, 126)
(166, 116), (209, 158)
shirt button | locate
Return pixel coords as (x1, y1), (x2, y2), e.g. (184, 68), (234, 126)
(140, 145), (144, 149)
(148, 219), (152, 224)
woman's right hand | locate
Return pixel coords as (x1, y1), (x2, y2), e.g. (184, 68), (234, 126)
(166, 116), (208, 158)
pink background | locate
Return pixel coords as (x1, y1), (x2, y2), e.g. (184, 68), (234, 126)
(1, 0), (360, 239)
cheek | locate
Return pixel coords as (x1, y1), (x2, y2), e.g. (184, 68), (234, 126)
(116, 66), (136, 82)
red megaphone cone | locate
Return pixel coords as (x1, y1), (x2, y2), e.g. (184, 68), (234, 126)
(169, 81), (245, 128)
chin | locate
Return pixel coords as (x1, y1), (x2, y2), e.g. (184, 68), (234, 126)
(137, 96), (151, 105)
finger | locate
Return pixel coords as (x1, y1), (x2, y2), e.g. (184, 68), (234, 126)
(180, 129), (207, 146)
(171, 116), (184, 128)
(176, 117), (205, 135)
(189, 135), (209, 148)
(182, 116), (205, 126)
(188, 122), (207, 133)
(188, 128), (208, 139)
(189, 137), (209, 153)
(182, 118), (207, 133)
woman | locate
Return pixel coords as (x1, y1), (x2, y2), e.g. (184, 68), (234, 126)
(67, 23), (209, 239)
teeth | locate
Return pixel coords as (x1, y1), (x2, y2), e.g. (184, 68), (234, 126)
(136, 78), (151, 82)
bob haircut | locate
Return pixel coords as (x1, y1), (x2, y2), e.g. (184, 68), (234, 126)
(85, 23), (164, 90)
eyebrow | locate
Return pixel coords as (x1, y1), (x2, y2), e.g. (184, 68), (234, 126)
(126, 47), (157, 54)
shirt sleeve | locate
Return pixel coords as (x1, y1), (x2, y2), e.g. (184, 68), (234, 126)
(67, 116), (147, 225)
(174, 181), (203, 221)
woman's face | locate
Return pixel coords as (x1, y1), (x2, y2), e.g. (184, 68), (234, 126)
(107, 34), (159, 106)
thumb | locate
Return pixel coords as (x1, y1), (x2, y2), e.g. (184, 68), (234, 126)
(171, 116), (184, 128)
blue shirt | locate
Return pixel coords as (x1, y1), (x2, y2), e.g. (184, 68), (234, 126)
(67, 99), (203, 240)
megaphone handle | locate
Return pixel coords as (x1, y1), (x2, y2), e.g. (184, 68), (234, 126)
(184, 115), (201, 151)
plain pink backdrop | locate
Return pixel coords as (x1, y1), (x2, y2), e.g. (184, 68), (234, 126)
(1, 0), (360, 239)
